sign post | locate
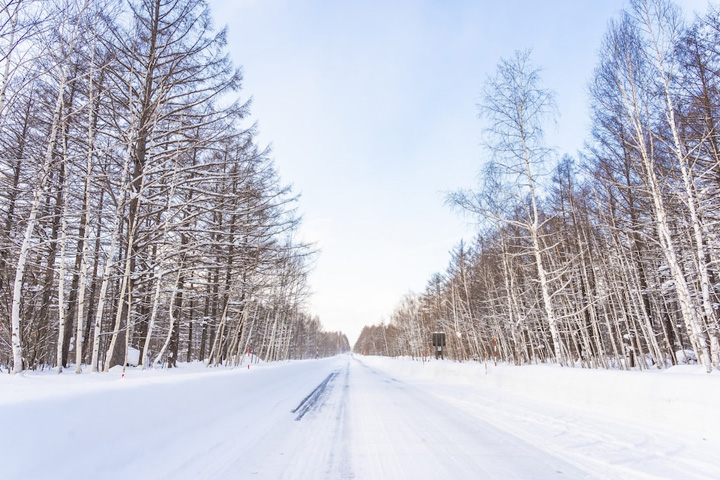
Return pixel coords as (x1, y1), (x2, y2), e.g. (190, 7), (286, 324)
(432, 332), (446, 360)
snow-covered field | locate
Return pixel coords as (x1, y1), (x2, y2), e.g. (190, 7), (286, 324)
(1, 355), (718, 479)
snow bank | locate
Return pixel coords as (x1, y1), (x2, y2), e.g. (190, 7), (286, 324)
(357, 356), (720, 435)
(0, 359), (266, 406)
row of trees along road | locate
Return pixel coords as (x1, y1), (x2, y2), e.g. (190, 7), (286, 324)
(0, 0), (349, 374)
(355, 0), (720, 373)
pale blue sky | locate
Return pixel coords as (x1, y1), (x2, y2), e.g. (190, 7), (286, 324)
(208, 0), (708, 344)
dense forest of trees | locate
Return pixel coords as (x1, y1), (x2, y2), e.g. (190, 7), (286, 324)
(355, 0), (720, 373)
(0, 0), (348, 374)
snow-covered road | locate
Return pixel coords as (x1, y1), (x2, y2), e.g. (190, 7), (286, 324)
(342, 358), (591, 479)
(2, 355), (717, 479)
(226, 357), (591, 479)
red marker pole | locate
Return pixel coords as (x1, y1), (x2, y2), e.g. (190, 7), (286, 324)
(247, 347), (251, 370)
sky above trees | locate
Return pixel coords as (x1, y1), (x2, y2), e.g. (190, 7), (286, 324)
(208, 0), (709, 343)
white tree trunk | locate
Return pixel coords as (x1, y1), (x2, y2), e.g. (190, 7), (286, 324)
(153, 269), (182, 369)
(521, 126), (564, 365)
(75, 46), (97, 374)
(141, 269), (164, 369)
(103, 243), (132, 372)
(55, 125), (72, 374)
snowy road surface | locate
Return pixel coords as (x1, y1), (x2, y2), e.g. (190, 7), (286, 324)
(232, 358), (591, 479)
(2, 355), (717, 479)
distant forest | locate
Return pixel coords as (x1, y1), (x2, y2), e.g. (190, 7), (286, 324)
(355, 0), (720, 373)
(0, 0), (349, 374)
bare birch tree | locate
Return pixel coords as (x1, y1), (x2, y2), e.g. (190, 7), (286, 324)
(450, 50), (565, 364)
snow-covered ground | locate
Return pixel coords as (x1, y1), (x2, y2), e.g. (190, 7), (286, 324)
(1, 355), (718, 479)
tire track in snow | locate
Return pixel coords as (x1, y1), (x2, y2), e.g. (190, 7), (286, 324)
(325, 364), (353, 478)
(292, 369), (339, 420)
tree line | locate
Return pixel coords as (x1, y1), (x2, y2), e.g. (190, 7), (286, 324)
(0, 0), (348, 374)
(355, 0), (720, 373)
